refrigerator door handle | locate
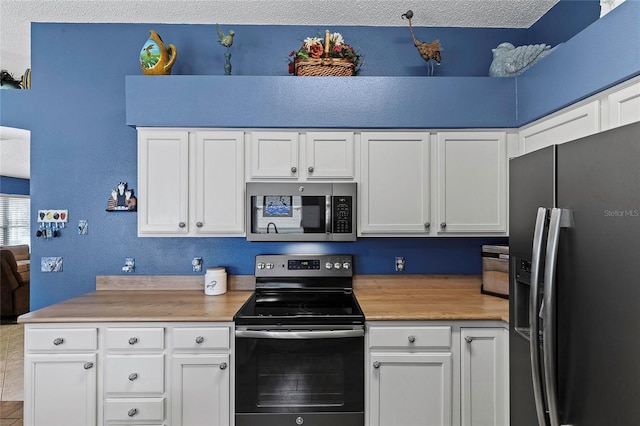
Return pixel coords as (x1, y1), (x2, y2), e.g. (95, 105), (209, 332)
(543, 208), (573, 426)
(530, 207), (549, 426)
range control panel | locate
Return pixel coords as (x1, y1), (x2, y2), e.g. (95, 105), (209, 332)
(255, 254), (353, 278)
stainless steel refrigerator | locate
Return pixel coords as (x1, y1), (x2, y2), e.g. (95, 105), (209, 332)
(508, 121), (640, 426)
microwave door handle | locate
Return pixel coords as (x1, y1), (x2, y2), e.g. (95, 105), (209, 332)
(326, 195), (332, 233)
(530, 207), (549, 426)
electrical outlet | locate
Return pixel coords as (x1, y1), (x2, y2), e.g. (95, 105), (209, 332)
(123, 258), (135, 273)
(395, 256), (405, 272)
(192, 257), (203, 272)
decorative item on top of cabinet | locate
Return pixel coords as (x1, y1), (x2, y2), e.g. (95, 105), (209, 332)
(216, 24), (235, 75)
(140, 30), (177, 75)
(289, 29), (360, 76)
(401, 10), (442, 76)
(489, 42), (559, 77)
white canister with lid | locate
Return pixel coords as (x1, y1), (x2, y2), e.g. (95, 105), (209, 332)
(204, 267), (227, 296)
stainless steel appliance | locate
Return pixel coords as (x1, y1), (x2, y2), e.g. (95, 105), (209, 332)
(246, 182), (356, 242)
(234, 254), (365, 426)
(509, 121), (640, 426)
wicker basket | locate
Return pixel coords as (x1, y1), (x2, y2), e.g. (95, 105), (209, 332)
(295, 57), (355, 77)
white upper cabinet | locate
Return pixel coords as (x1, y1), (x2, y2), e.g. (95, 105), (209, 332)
(137, 129), (244, 237)
(360, 132), (431, 235)
(607, 78), (640, 129)
(138, 129), (190, 236)
(248, 131), (299, 179)
(248, 131), (355, 180)
(519, 101), (600, 154)
(435, 132), (507, 234)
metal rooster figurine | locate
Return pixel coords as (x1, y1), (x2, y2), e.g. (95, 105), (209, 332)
(401, 10), (442, 76)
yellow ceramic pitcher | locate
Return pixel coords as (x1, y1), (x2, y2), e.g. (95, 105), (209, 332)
(139, 30), (177, 75)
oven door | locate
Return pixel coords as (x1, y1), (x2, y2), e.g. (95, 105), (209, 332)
(235, 326), (365, 426)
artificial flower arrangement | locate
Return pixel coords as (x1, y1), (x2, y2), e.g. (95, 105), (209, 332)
(288, 30), (361, 76)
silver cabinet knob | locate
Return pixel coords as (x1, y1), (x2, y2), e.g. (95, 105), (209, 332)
(424, 222), (430, 229)
(308, 166), (314, 173)
(465, 336), (473, 343)
(128, 337), (138, 345)
(291, 166), (297, 174)
(53, 337), (64, 346)
(408, 335), (416, 343)
(440, 222), (447, 229)
(220, 362), (228, 370)
(196, 221), (203, 227)
(129, 373), (138, 381)
(373, 361), (381, 369)
(195, 336), (205, 344)
(83, 362), (94, 370)
(128, 408), (138, 417)
(178, 222), (186, 228)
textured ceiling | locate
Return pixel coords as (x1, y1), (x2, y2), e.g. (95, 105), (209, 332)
(0, 0), (559, 179)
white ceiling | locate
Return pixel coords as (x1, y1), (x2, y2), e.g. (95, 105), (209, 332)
(0, 0), (560, 180)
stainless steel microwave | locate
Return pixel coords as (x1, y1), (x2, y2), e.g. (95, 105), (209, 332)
(246, 182), (357, 242)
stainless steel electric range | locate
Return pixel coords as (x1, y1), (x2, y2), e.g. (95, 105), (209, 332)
(234, 254), (365, 426)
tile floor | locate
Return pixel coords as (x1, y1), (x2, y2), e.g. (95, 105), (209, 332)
(0, 322), (23, 425)
(0, 323), (24, 402)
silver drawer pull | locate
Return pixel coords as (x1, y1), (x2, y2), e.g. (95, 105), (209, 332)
(128, 373), (138, 381)
(465, 336), (474, 343)
(220, 362), (228, 370)
(83, 362), (94, 370)
(195, 336), (205, 344)
(373, 361), (381, 369)
(128, 408), (138, 417)
(53, 337), (64, 345)
(408, 335), (416, 343)
(128, 337), (138, 345)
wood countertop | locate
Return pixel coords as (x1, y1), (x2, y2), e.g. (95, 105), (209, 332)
(18, 275), (508, 324)
(354, 275), (509, 322)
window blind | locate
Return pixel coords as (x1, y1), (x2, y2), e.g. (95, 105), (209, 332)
(0, 194), (31, 246)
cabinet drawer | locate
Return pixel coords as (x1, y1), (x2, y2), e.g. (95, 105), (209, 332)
(369, 326), (451, 349)
(106, 327), (164, 350)
(25, 327), (97, 352)
(172, 327), (229, 350)
(105, 354), (164, 394)
(104, 397), (165, 422)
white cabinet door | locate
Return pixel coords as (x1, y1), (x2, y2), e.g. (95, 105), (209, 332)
(460, 328), (509, 426)
(24, 353), (97, 426)
(193, 131), (245, 234)
(305, 131), (355, 179)
(519, 101), (600, 153)
(436, 132), (507, 234)
(138, 129), (189, 235)
(171, 354), (230, 426)
(608, 79), (640, 129)
(369, 352), (453, 426)
(138, 129), (245, 236)
(360, 132), (431, 235)
(249, 131), (299, 179)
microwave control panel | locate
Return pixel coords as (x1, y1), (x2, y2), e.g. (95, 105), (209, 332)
(333, 196), (353, 233)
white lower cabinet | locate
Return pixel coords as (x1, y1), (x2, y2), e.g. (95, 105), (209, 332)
(24, 323), (233, 426)
(24, 326), (98, 426)
(367, 322), (508, 426)
(171, 326), (231, 426)
(460, 327), (509, 426)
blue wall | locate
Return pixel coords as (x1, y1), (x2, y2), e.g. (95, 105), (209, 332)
(0, 177), (30, 195)
(1, 2), (631, 310)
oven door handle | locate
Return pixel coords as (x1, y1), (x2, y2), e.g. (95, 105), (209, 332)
(235, 329), (364, 339)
